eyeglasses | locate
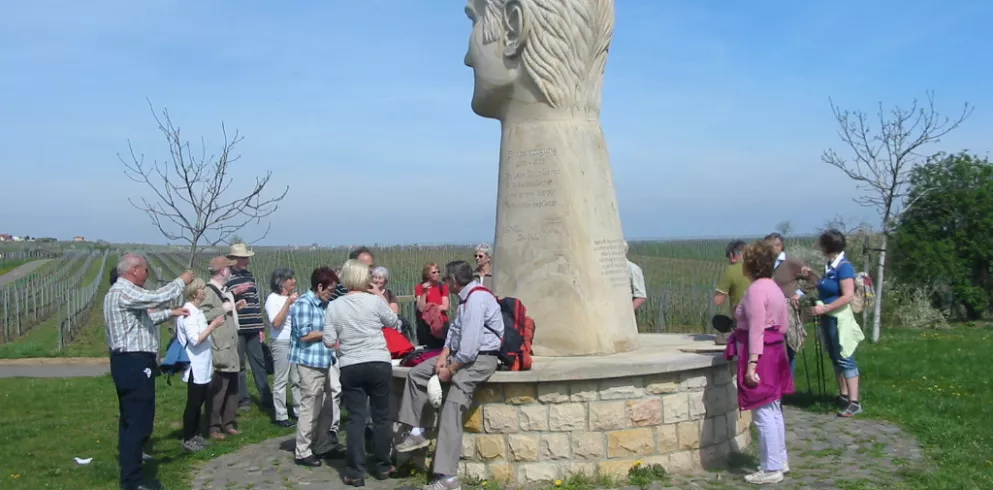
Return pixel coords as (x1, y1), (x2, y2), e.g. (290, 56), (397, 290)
(474, 254), (485, 259)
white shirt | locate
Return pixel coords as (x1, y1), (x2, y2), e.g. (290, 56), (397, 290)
(176, 301), (214, 384)
(264, 293), (293, 342)
(628, 260), (648, 299)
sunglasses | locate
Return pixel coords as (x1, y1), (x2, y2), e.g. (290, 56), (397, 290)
(474, 254), (485, 259)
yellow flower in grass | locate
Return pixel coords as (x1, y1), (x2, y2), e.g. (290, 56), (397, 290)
(554, 480), (563, 487)
(633, 460), (643, 468)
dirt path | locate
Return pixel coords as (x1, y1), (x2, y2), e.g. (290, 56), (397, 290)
(0, 259), (52, 287)
(0, 357), (110, 378)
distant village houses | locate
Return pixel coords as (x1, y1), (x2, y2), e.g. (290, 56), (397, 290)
(0, 234), (11, 242)
(73, 236), (86, 242)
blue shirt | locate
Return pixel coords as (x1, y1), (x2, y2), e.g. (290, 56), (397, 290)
(289, 290), (335, 369)
(817, 254), (856, 304)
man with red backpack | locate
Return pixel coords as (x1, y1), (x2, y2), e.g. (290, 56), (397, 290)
(395, 260), (505, 490)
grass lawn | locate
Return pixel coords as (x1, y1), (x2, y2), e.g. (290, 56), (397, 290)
(789, 324), (993, 490)
(0, 374), (291, 489)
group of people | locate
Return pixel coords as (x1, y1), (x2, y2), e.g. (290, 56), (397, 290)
(103, 243), (499, 490)
(713, 229), (865, 485)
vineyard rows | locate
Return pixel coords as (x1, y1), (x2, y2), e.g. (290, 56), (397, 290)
(1, 252), (102, 342)
(146, 246), (736, 333)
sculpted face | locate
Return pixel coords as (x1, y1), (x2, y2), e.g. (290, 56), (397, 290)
(464, 0), (517, 118)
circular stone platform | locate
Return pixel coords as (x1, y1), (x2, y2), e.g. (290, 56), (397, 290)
(390, 333), (750, 485)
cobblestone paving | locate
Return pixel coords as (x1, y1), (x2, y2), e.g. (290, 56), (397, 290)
(191, 406), (926, 490)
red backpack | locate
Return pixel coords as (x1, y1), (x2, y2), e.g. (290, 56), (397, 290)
(382, 327), (415, 359)
(464, 287), (535, 371)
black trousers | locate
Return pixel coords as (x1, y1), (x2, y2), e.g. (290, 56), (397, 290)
(340, 361), (393, 479)
(183, 380), (211, 441)
(415, 317), (448, 349)
(110, 351), (157, 489)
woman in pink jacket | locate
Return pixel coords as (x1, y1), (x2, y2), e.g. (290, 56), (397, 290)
(725, 240), (795, 485)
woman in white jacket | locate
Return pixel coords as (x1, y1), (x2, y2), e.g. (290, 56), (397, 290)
(177, 278), (225, 452)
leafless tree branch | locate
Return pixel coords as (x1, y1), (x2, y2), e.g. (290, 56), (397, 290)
(119, 99), (289, 267)
(821, 90), (972, 233)
(821, 91), (972, 342)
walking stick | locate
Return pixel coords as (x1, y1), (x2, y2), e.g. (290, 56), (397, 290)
(813, 316), (827, 396)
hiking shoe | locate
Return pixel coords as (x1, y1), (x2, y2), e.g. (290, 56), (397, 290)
(745, 470), (784, 485)
(422, 476), (461, 490)
(838, 401), (863, 418)
(295, 455), (322, 467)
(193, 435), (206, 447)
(396, 432), (430, 453)
(182, 439), (202, 453)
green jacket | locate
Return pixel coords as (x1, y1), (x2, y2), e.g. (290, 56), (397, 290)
(202, 282), (240, 373)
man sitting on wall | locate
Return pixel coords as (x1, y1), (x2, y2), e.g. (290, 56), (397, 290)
(394, 260), (505, 490)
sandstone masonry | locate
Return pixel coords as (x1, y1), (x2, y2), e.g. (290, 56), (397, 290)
(393, 363), (749, 485)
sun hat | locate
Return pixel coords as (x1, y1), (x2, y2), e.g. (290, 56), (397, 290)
(209, 256), (235, 273)
(227, 243), (255, 258)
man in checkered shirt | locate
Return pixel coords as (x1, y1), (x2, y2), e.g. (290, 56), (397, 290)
(104, 253), (193, 490)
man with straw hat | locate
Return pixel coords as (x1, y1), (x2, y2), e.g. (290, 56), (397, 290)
(226, 243), (274, 414)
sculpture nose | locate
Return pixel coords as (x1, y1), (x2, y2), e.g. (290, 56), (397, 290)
(464, 50), (472, 67)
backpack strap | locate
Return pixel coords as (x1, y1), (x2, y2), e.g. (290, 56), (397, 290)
(462, 286), (504, 340)
(206, 283), (230, 303)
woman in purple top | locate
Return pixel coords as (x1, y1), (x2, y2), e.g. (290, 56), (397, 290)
(725, 240), (794, 485)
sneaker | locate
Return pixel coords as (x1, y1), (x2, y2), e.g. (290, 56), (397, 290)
(745, 470), (784, 485)
(181, 439), (202, 453)
(274, 419), (296, 428)
(396, 432), (431, 453)
(422, 476), (461, 490)
(193, 435), (206, 447)
(329, 429), (340, 446)
(837, 394), (850, 408)
(838, 401), (863, 418)
(755, 462), (789, 474)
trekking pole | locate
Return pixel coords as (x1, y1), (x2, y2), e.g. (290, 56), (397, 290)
(813, 317), (826, 396)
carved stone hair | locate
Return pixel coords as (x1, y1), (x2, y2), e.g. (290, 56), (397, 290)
(481, 0), (614, 114)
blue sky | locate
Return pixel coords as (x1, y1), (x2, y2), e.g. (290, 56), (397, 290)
(2, 0), (990, 246)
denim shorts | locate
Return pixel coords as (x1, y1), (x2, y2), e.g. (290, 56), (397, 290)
(820, 316), (859, 379)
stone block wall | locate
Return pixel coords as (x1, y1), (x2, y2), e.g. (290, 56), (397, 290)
(393, 363), (750, 485)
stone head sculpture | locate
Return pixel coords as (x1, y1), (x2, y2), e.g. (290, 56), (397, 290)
(464, 0), (615, 120)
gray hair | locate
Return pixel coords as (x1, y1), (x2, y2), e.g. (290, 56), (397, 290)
(475, 243), (492, 257)
(116, 253), (146, 275)
(445, 260), (475, 287)
(371, 266), (390, 283)
(269, 267), (295, 294)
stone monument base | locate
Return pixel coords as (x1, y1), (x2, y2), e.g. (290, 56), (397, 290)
(390, 334), (750, 485)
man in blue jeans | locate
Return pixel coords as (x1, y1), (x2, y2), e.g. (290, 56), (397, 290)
(104, 253), (192, 490)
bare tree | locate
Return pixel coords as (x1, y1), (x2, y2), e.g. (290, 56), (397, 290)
(821, 91), (972, 342)
(120, 101), (289, 267)
(774, 220), (793, 237)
